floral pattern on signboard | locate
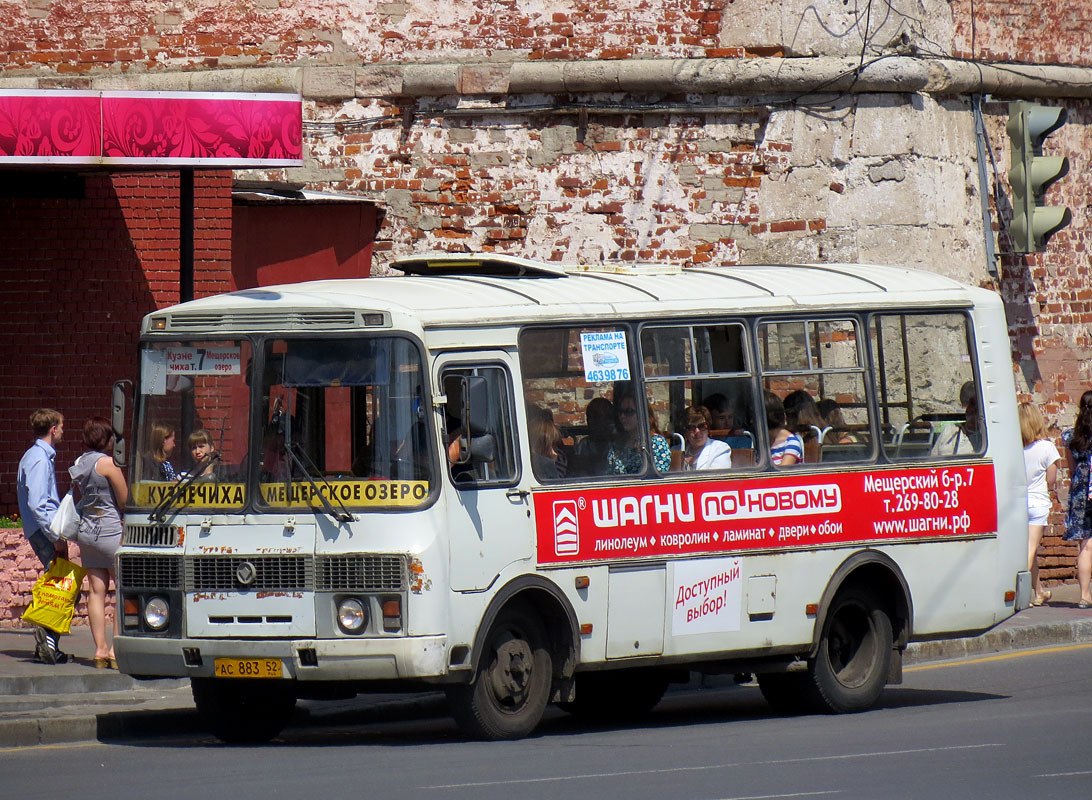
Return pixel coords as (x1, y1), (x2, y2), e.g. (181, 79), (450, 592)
(0, 94), (101, 159)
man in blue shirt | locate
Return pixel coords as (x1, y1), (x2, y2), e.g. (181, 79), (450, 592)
(16, 408), (69, 664)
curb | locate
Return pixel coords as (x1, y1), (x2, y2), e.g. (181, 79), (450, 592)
(904, 618), (1092, 665)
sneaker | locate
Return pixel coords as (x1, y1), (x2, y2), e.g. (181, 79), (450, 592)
(33, 627), (65, 665)
(33, 627), (55, 664)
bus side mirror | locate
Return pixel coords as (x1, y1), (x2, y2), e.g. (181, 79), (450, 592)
(464, 375), (491, 437)
(112, 380), (131, 466)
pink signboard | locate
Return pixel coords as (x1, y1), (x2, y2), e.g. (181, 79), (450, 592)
(0, 90), (301, 167)
(534, 463), (997, 565)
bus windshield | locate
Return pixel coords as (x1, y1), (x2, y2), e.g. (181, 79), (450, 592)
(131, 335), (433, 513)
(256, 336), (432, 512)
(132, 339), (253, 511)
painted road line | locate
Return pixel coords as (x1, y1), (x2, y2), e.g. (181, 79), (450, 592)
(905, 642), (1092, 672)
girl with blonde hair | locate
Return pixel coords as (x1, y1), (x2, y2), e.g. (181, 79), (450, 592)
(1020, 402), (1060, 606)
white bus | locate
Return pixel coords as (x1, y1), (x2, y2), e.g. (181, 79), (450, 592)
(112, 254), (1029, 742)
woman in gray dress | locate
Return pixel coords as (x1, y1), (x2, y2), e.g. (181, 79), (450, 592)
(70, 417), (127, 668)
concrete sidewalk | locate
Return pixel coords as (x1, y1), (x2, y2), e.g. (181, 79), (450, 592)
(3, 583), (1092, 748)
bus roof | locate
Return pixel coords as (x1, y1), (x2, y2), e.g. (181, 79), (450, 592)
(144, 255), (992, 334)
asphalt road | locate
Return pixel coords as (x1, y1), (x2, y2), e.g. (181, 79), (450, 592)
(4, 643), (1092, 800)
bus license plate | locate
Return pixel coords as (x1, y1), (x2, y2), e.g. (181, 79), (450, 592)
(213, 657), (282, 679)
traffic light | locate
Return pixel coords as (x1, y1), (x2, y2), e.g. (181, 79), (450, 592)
(1006, 102), (1071, 253)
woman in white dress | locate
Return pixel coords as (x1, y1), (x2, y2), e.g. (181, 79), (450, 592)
(1020, 402), (1060, 606)
(679, 406), (732, 471)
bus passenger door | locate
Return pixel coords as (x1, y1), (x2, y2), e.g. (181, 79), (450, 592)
(438, 356), (533, 592)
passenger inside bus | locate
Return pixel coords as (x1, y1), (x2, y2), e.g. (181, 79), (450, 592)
(608, 384), (670, 474)
(184, 429), (218, 481)
(142, 421), (179, 482)
(765, 391), (804, 466)
(784, 389), (823, 461)
(818, 398), (857, 444)
(930, 381), (981, 456)
(702, 393), (744, 437)
(679, 405), (732, 471)
(570, 397), (615, 477)
(527, 405), (564, 480)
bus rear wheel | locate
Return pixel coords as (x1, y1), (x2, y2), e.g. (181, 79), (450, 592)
(447, 608), (552, 740)
(191, 677), (297, 743)
(806, 587), (892, 713)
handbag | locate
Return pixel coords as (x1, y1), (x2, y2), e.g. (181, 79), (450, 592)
(48, 489), (80, 542)
(21, 557), (87, 634)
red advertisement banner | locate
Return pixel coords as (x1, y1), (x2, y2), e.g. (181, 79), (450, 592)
(0, 90), (301, 166)
(534, 463), (997, 565)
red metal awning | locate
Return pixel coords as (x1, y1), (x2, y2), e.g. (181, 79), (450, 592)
(0, 90), (302, 167)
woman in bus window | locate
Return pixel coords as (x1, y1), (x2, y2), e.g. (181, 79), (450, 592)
(765, 391), (803, 466)
(680, 406), (732, 471)
(818, 398), (856, 444)
(784, 389), (824, 450)
(143, 422), (178, 481)
(185, 429), (218, 481)
(1020, 402), (1060, 606)
(608, 386), (670, 474)
(1062, 390), (1092, 608)
(527, 405), (562, 480)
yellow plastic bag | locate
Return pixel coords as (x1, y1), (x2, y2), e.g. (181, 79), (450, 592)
(22, 557), (87, 635)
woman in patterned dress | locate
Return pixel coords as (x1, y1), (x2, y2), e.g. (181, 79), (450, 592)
(1062, 390), (1092, 608)
(607, 387), (670, 474)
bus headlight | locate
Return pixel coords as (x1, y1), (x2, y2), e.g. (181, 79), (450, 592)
(336, 598), (367, 634)
(143, 596), (170, 631)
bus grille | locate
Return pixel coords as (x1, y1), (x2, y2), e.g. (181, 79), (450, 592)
(123, 524), (181, 547)
(118, 554), (404, 593)
(118, 554), (183, 589)
(316, 555), (405, 591)
(187, 556), (313, 592)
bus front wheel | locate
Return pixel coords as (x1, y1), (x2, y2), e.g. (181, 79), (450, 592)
(807, 587), (893, 713)
(448, 608), (553, 740)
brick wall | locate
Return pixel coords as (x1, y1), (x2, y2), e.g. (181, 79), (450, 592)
(0, 170), (233, 513)
(0, 170), (232, 619)
(0, 528), (114, 628)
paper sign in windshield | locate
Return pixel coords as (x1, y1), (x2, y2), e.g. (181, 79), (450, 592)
(142, 347), (241, 394)
(580, 331), (630, 383)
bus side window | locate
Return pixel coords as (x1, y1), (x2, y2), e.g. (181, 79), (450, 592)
(641, 322), (756, 473)
(870, 313), (982, 461)
(441, 366), (518, 485)
(757, 319), (873, 466)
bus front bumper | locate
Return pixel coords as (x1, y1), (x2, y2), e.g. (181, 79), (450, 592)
(114, 634), (449, 682)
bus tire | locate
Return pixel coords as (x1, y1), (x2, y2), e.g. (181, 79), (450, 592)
(447, 608), (553, 740)
(756, 672), (814, 715)
(558, 669), (669, 721)
(806, 587), (893, 713)
(191, 677), (296, 744)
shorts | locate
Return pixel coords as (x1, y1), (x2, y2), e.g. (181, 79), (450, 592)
(1028, 504), (1051, 526)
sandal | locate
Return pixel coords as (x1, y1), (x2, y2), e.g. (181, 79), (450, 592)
(1030, 590), (1052, 607)
(92, 656), (117, 670)
(1079, 599), (1092, 609)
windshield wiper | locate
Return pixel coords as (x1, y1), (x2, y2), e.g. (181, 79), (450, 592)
(284, 442), (355, 525)
(148, 453), (220, 523)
